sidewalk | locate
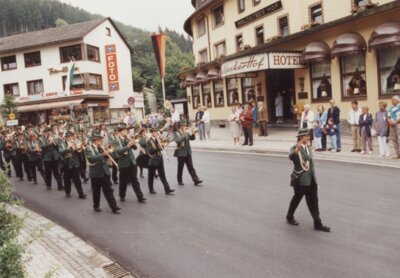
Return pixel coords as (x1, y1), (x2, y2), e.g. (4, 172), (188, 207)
(187, 127), (400, 169)
(10, 206), (136, 278)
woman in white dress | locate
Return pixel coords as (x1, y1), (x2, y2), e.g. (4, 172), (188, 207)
(228, 106), (242, 145)
(275, 92), (284, 123)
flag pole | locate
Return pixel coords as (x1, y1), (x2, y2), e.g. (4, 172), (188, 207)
(161, 78), (166, 104)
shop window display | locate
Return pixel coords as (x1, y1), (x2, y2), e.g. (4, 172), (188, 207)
(311, 60), (332, 100)
(192, 85), (201, 109)
(377, 47), (400, 95)
(202, 83), (212, 108)
(340, 53), (367, 98)
(241, 78), (256, 103)
(227, 78), (239, 106)
(213, 80), (225, 107)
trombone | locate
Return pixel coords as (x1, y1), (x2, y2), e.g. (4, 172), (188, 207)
(128, 134), (147, 154)
(99, 145), (119, 169)
(156, 132), (170, 161)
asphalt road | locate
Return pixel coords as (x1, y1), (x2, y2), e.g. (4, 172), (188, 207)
(12, 151), (400, 278)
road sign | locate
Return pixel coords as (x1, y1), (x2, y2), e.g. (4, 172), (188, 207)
(8, 113), (16, 120)
(128, 97), (135, 105)
(7, 119), (18, 126)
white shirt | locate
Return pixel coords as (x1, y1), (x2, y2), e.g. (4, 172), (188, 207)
(300, 110), (315, 129)
(347, 108), (361, 125)
(202, 111), (210, 124)
(172, 111), (180, 123)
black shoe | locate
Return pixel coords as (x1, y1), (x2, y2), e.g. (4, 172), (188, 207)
(113, 180), (118, 185)
(66, 194), (71, 198)
(112, 208), (121, 214)
(150, 191), (157, 194)
(166, 189), (175, 195)
(19, 177), (24, 181)
(328, 148), (332, 151)
(336, 149), (341, 153)
(79, 194), (87, 199)
(351, 149), (357, 152)
(357, 149), (362, 152)
(138, 198), (146, 203)
(94, 208), (102, 212)
(58, 187), (64, 191)
(321, 148), (326, 152)
(286, 218), (299, 226)
(315, 225), (331, 232)
(178, 182), (184, 186)
(120, 197), (126, 202)
(242, 143), (248, 146)
(249, 143), (253, 146)
(194, 180), (203, 186)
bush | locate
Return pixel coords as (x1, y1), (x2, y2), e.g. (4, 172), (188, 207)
(0, 169), (25, 278)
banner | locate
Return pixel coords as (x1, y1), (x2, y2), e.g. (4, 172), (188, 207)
(151, 33), (167, 79)
(105, 44), (120, 91)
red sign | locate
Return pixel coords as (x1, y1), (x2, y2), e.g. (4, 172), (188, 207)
(105, 44), (120, 92)
(128, 97), (135, 105)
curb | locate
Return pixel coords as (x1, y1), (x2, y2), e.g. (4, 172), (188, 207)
(189, 146), (400, 169)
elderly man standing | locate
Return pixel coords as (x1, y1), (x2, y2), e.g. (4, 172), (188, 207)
(388, 95), (400, 159)
(257, 102), (268, 137)
(327, 99), (341, 152)
(347, 100), (362, 152)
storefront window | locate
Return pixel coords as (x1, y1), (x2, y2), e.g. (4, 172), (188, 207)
(213, 80), (224, 107)
(377, 46), (400, 95)
(192, 85), (200, 109)
(227, 78), (239, 106)
(202, 83), (212, 108)
(340, 53), (367, 98)
(241, 78), (256, 104)
(311, 61), (332, 100)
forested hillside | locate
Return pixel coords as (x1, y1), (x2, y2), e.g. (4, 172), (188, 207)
(0, 0), (193, 103)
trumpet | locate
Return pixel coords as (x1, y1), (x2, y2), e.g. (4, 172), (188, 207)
(185, 126), (199, 136)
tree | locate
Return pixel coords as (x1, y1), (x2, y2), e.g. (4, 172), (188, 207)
(132, 68), (145, 92)
(1, 95), (19, 121)
(55, 18), (68, 27)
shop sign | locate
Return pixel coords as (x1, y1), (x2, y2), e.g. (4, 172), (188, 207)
(221, 54), (269, 77)
(268, 52), (305, 69)
(105, 44), (120, 92)
(8, 113), (16, 120)
(235, 1), (282, 28)
(128, 97), (135, 105)
(17, 92), (59, 102)
(48, 66), (79, 75)
(6, 119), (18, 126)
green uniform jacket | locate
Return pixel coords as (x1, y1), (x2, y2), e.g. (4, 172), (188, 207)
(173, 131), (195, 157)
(85, 144), (110, 178)
(58, 140), (80, 169)
(108, 133), (118, 145)
(40, 136), (60, 161)
(13, 139), (27, 159)
(2, 139), (15, 158)
(115, 137), (137, 168)
(27, 140), (42, 161)
(289, 145), (317, 186)
(146, 137), (162, 167)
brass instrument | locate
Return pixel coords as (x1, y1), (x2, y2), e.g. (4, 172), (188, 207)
(127, 134), (147, 154)
(156, 132), (170, 161)
(184, 126), (199, 136)
(99, 145), (119, 169)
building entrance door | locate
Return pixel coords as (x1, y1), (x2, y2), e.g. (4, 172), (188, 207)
(266, 69), (295, 124)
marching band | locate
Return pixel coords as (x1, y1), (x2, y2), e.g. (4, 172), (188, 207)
(0, 119), (203, 214)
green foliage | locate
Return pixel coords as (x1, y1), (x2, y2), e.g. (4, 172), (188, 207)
(143, 91), (151, 115)
(132, 68), (146, 92)
(1, 95), (19, 120)
(54, 18), (68, 27)
(0, 169), (25, 278)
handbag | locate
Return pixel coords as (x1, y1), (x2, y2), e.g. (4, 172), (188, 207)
(370, 126), (377, 137)
(290, 170), (303, 187)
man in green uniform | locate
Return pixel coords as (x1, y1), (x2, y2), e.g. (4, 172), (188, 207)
(40, 128), (63, 190)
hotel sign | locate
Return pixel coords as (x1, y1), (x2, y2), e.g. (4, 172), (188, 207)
(235, 1), (283, 28)
(105, 44), (120, 92)
(221, 52), (304, 77)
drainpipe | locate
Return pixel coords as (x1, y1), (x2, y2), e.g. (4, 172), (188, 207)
(204, 14), (212, 62)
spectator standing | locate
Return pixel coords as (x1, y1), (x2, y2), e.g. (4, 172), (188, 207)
(313, 121), (323, 151)
(300, 104), (315, 145)
(387, 95), (400, 159)
(327, 99), (341, 152)
(325, 118), (338, 152)
(257, 102), (268, 137)
(275, 92), (284, 124)
(315, 105), (327, 151)
(359, 106), (374, 155)
(347, 100), (362, 152)
(123, 111), (135, 129)
(202, 107), (211, 141)
(240, 103), (254, 146)
(228, 107), (241, 145)
(171, 108), (180, 130)
(195, 107), (204, 141)
(252, 101), (258, 135)
(376, 101), (390, 157)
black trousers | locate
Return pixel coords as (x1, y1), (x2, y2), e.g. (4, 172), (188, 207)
(177, 155), (199, 183)
(112, 164), (118, 183)
(14, 157), (24, 179)
(321, 134), (327, 150)
(287, 183), (322, 227)
(91, 176), (118, 210)
(148, 161), (170, 193)
(78, 153), (88, 181)
(63, 166), (84, 196)
(119, 164), (144, 200)
(4, 156), (14, 176)
(258, 121), (268, 136)
(29, 160), (45, 183)
(44, 160), (63, 188)
(242, 127), (253, 145)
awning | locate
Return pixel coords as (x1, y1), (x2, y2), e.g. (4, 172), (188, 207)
(206, 68), (221, 80)
(195, 71), (207, 83)
(331, 33), (366, 58)
(18, 99), (83, 113)
(302, 41), (331, 63)
(368, 21), (400, 51)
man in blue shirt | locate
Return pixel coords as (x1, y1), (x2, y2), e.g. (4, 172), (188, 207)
(327, 99), (341, 152)
(388, 95), (400, 158)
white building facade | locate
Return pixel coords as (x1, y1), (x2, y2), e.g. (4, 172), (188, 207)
(0, 18), (144, 125)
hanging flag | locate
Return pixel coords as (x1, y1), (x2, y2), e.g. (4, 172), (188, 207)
(151, 33), (167, 79)
(64, 62), (75, 95)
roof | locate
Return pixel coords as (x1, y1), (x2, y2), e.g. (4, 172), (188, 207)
(184, 0), (218, 36)
(0, 17), (132, 55)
